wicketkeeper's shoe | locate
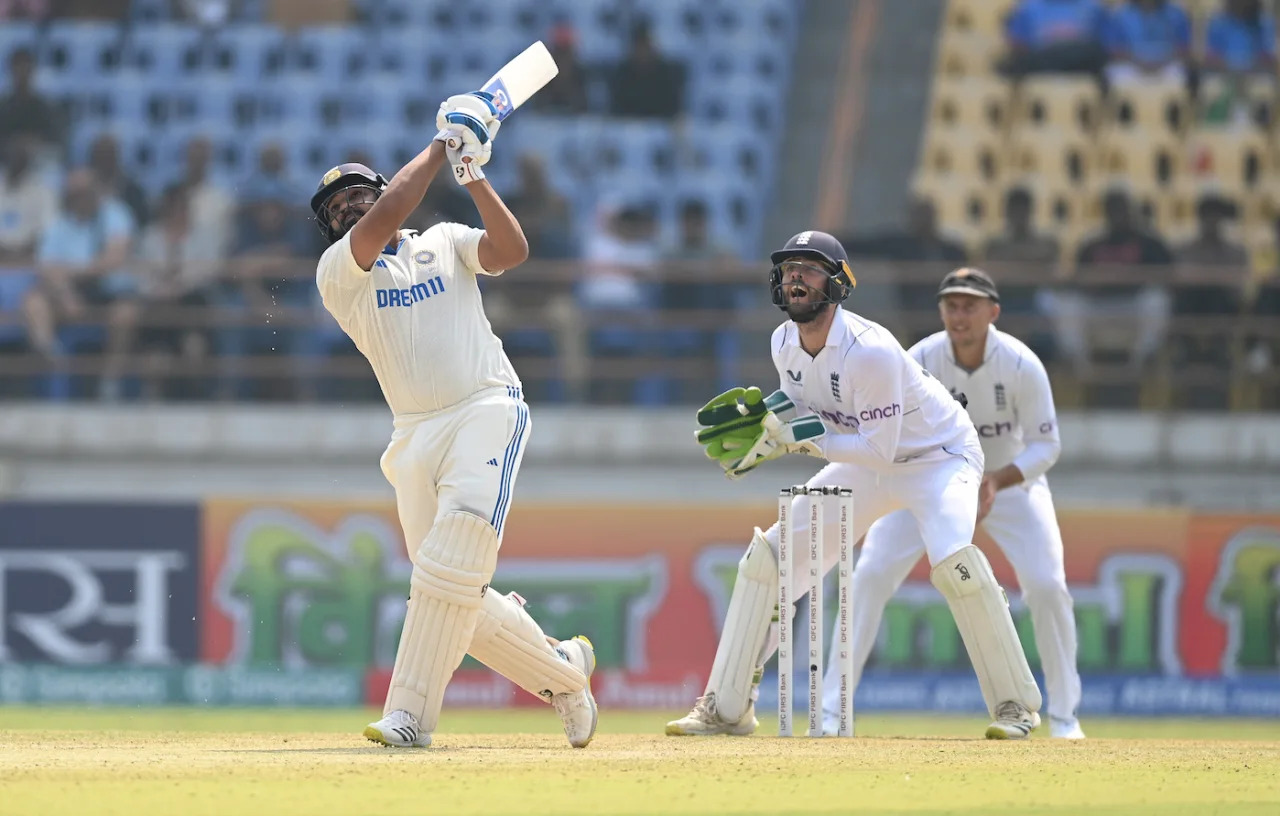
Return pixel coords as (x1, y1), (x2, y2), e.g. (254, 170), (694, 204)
(984, 701), (1041, 740)
(552, 635), (598, 748)
(1049, 716), (1086, 739)
(364, 709), (431, 748)
(665, 693), (758, 736)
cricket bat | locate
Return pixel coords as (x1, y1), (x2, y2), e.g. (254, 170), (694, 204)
(443, 41), (559, 151)
(481, 40), (559, 122)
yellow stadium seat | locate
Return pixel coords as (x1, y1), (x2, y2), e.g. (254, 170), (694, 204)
(918, 128), (1005, 185)
(929, 76), (1013, 134)
(1196, 75), (1276, 131)
(946, 0), (1017, 37)
(1098, 127), (1182, 188)
(1013, 77), (1101, 135)
(1106, 80), (1192, 135)
(1184, 129), (1273, 194)
(935, 29), (1001, 77)
(913, 176), (1000, 238)
(1007, 129), (1097, 187)
(1001, 177), (1088, 234)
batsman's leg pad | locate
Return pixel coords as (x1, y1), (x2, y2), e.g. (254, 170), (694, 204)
(385, 511), (499, 731)
(931, 545), (1042, 718)
(705, 528), (778, 723)
(468, 589), (587, 700)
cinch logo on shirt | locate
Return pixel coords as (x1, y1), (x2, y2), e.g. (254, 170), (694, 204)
(376, 277), (446, 308)
(978, 421), (1013, 438)
(859, 403), (901, 422)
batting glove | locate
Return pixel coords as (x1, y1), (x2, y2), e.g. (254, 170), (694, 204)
(437, 91), (501, 143)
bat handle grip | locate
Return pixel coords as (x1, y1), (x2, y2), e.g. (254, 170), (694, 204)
(445, 135), (462, 150)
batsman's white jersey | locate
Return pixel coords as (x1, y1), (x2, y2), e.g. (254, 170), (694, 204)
(316, 225), (528, 548)
(762, 308), (984, 589)
(822, 326), (1083, 724)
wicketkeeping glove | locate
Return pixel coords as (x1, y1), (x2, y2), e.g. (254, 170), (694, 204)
(694, 387), (796, 446)
(712, 413), (827, 480)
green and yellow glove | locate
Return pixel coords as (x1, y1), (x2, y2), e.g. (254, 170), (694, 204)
(715, 413), (827, 480)
(694, 387), (797, 447)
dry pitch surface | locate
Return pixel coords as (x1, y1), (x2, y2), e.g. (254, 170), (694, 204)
(2, 708), (1279, 816)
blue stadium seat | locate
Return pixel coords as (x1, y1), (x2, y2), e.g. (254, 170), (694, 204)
(0, 21), (37, 67)
(594, 121), (676, 177)
(123, 23), (204, 75)
(38, 22), (124, 77)
(210, 24), (286, 81)
(285, 26), (371, 82)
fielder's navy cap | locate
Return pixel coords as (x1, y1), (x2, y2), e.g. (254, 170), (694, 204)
(937, 267), (1000, 303)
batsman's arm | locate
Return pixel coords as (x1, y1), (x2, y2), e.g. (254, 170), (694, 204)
(348, 142), (448, 270)
(470, 181), (530, 273)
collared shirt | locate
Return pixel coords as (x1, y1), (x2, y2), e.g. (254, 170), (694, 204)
(1206, 12), (1276, 71)
(771, 307), (974, 469)
(910, 327), (1061, 482)
(1106, 2), (1191, 64)
(316, 223), (520, 417)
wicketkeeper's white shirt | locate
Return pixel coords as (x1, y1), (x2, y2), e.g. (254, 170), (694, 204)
(771, 307), (974, 468)
(909, 327), (1061, 481)
(316, 224), (521, 417)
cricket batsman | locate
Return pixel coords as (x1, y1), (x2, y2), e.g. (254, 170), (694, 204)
(310, 91), (596, 749)
(820, 267), (1084, 739)
(667, 231), (1043, 740)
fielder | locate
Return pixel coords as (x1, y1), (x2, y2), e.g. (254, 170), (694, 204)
(667, 231), (1043, 740)
(310, 91), (596, 749)
(820, 267), (1084, 739)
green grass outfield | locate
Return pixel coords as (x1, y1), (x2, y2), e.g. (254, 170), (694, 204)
(2, 708), (1278, 816)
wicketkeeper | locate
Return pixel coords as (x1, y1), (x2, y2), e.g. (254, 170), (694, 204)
(666, 231), (1043, 740)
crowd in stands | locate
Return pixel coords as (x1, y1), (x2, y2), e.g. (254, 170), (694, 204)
(906, 0), (1279, 408)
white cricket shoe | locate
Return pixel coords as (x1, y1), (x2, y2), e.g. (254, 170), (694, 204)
(364, 709), (431, 748)
(822, 709), (855, 737)
(1050, 716), (1086, 739)
(551, 636), (598, 748)
(985, 701), (1041, 740)
(665, 693), (758, 736)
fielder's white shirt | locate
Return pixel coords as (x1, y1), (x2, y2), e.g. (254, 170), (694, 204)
(771, 308), (974, 469)
(316, 223), (520, 416)
(909, 327), (1061, 481)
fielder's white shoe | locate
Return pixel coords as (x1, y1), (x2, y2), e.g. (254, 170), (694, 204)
(985, 701), (1041, 740)
(665, 693), (758, 736)
(1050, 716), (1086, 739)
(364, 709), (431, 748)
(551, 636), (598, 748)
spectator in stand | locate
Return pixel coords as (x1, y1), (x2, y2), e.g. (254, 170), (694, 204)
(0, 135), (55, 363)
(0, 137), (56, 266)
(24, 168), (139, 399)
(984, 187), (1061, 267)
(1205, 0), (1277, 76)
(1038, 188), (1173, 374)
(506, 153), (575, 259)
(241, 142), (296, 206)
(540, 23), (590, 115)
(1104, 0), (1193, 88)
(0, 48), (64, 154)
(660, 199), (735, 310)
(135, 184), (224, 400)
(999, 0), (1110, 79)
(88, 133), (149, 228)
(178, 137), (234, 259)
(1177, 193), (1248, 269)
(224, 193), (316, 400)
(608, 21), (686, 119)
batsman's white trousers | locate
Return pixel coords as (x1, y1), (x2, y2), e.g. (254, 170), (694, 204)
(821, 476), (1082, 723)
(380, 385), (530, 554)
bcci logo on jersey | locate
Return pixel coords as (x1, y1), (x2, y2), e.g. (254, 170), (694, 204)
(376, 276), (446, 308)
